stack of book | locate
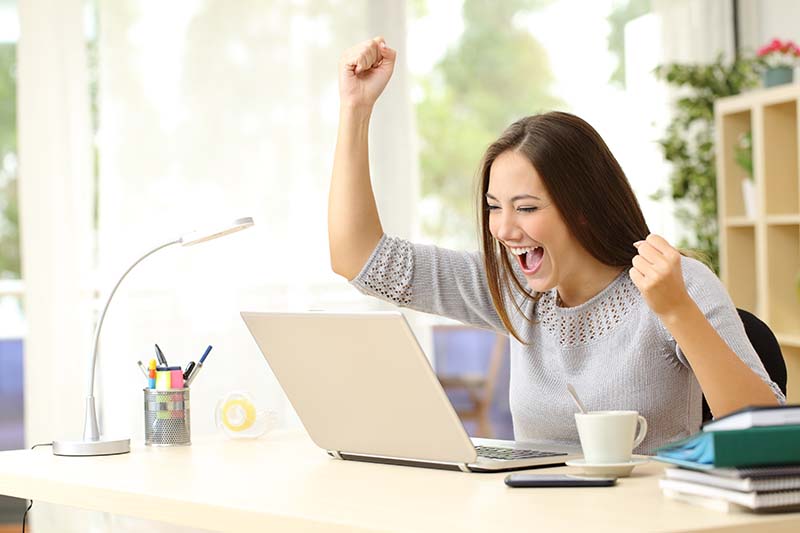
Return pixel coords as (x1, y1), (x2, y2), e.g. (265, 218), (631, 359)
(655, 405), (800, 513)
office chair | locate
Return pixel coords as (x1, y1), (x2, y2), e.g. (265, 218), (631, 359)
(433, 325), (509, 438)
(701, 308), (788, 422)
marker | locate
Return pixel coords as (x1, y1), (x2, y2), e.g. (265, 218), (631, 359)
(155, 368), (171, 390)
(155, 344), (168, 366)
(183, 361), (196, 382)
(185, 345), (212, 386)
(136, 360), (149, 378)
(169, 366), (184, 389)
(148, 359), (157, 389)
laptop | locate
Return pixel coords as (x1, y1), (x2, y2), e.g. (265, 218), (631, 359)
(240, 311), (581, 472)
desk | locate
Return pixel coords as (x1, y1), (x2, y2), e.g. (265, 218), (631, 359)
(0, 430), (798, 532)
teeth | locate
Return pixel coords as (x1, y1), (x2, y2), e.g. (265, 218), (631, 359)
(509, 246), (540, 256)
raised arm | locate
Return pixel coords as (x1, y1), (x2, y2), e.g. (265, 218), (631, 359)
(329, 37), (397, 280)
(631, 234), (782, 417)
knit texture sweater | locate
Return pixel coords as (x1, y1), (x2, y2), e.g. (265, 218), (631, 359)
(351, 235), (785, 454)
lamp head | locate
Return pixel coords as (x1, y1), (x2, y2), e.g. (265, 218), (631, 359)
(180, 217), (254, 246)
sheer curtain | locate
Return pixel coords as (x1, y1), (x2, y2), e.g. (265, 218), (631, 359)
(18, 0), (94, 450)
(653, 0), (734, 63)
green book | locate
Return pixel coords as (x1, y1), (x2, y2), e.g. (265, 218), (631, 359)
(655, 425), (800, 468)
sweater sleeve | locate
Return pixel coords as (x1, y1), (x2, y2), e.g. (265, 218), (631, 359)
(671, 257), (785, 403)
(350, 234), (505, 332)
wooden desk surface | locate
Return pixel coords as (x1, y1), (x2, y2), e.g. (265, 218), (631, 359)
(0, 430), (799, 532)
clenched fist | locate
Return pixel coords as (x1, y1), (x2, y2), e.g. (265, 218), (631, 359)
(629, 234), (692, 319)
(338, 37), (397, 110)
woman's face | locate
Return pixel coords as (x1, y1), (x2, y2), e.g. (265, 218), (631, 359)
(486, 150), (584, 293)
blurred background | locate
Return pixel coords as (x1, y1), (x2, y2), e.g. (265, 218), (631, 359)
(1, 0), (798, 530)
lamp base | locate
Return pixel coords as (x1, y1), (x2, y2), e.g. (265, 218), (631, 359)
(52, 437), (130, 456)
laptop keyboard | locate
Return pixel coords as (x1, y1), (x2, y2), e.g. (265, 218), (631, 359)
(474, 445), (568, 461)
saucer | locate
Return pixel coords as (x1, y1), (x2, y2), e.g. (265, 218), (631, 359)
(565, 456), (649, 478)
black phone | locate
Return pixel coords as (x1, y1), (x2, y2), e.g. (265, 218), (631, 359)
(504, 474), (617, 488)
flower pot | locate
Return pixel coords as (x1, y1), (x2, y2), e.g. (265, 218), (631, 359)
(741, 178), (757, 218)
(763, 66), (794, 87)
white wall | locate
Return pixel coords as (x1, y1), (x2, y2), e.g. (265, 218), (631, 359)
(741, 0), (800, 54)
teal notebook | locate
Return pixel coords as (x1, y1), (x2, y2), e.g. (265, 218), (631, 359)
(655, 425), (800, 468)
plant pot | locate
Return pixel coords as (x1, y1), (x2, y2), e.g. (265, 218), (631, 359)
(741, 178), (757, 218)
(763, 66), (794, 87)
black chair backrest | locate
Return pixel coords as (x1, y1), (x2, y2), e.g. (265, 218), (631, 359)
(701, 308), (787, 422)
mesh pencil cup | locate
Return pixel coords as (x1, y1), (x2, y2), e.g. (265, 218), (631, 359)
(144, 388), (191, 446)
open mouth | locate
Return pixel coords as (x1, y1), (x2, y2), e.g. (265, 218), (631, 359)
(510, 246), (545, 275)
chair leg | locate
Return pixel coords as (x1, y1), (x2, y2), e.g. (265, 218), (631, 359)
(475, 406), (493, 439)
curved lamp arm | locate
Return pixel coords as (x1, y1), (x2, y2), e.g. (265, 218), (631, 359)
(52, 216), (252, 455)
(83, 239), (180, 442)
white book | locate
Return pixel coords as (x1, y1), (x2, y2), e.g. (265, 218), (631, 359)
(662, 489), (744, 513)
(659, 479), (800, 511)
(664, 467), (800, 492)
(702, 405), (800, 432)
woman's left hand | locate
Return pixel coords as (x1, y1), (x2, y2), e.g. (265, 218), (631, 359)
(629, 234), (691, 318)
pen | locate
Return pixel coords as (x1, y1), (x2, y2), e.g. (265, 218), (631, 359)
(185, 345), (212, 386)
(155, 344), (168, 366)
(136, 360), (149, 378)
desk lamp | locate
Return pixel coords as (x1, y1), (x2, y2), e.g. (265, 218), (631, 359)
(52, 217), (254, 456)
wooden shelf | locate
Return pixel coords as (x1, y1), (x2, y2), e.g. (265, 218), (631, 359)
(724, 216), (756, 227)
(722, 226), (757, 312)
(766, 214), (800, 224)
(716, 83), (800, 403)
(777, 334), (800, 348)
(716, 82), (800, 113)
(763, 100), (799, 216)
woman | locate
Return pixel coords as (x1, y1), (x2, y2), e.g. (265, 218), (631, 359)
(328, 37), (783, 453)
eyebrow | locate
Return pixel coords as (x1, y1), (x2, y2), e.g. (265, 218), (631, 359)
(485, 193), (542, 202)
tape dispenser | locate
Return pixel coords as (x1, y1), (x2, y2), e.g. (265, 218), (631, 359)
(214, 391), (277, 439)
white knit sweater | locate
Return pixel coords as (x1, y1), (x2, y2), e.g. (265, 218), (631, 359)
(351, 235), (785, 453)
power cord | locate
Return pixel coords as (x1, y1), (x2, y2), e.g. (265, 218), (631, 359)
(22, 443), (53, 533)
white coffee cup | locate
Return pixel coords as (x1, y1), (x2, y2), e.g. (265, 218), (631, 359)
(574, 410), (647, 464)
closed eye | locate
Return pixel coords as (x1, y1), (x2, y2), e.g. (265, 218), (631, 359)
(486, 205), (501, 211)
(517, 207), (538, 213)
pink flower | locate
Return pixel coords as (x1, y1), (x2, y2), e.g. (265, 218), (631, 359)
(758, 37), (800, 65)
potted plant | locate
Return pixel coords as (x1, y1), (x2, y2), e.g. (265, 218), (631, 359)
(757, 38), (800, 87)
(733, 131), (756, 218)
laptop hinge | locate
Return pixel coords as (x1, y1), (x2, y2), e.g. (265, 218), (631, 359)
(328, 450), (343, 460)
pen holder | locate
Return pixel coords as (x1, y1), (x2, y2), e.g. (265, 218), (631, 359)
(144, 388), (191, 446)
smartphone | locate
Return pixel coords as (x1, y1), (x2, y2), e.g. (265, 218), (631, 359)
(504, 474), (616, 488)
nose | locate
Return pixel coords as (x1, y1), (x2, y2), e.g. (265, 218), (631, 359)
(492, 209), (522, 242)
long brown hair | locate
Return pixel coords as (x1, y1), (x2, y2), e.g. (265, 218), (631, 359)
(478, 112), (650, 342)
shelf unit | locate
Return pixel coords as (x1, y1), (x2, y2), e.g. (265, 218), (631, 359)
(716, 83), (800, 403)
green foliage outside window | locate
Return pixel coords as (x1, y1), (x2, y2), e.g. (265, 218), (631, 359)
(654, 55), (762, 274)
(414, 0), (562, 249)
(0, 43), (19, 279)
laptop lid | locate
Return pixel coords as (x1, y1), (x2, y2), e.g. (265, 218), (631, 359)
(240, 311), (477, 464)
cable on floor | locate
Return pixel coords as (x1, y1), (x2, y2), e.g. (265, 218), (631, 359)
(22, 442), (53, 533)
